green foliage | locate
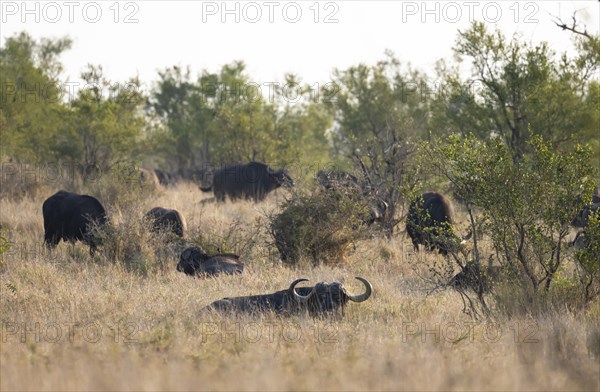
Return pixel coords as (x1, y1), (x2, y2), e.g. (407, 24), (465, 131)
(269, 188), (375, 266)
(422, 133), (595, 309)
(1, 33), (147, 169)
(432, 22), (600, 163)
(327, 52), (426, 233)
(149, 64), (334, 171)
(0, 32), (72, 162)
(0, 228), (10, 269)
(70, 65), (147, 170)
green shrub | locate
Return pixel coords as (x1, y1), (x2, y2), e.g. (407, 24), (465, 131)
(420, 133), (597, 313)
(269, 187), (376, 266)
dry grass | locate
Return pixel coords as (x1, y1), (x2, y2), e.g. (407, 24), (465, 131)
(1, 182), (599, 391)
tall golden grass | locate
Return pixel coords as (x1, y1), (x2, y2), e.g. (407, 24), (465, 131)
(1, 181), (599, 391)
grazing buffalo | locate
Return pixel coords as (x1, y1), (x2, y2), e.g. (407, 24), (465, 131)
(177, 246), (243, 276)
(200, 162), (293, 202)
(406, 192), (459, 255)
(42, 190), (108, 254)
(205, 277), (372, 316)
(144, 207), (186, 238)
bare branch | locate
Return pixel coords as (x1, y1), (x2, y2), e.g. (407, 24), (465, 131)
(553, 12), (594, 40)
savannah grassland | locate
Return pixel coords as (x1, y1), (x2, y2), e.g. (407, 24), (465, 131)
(1, 180), (599, 392)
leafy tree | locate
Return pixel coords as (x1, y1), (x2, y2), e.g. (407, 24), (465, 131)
(0, 32), (72, 162)
(149, 65), (213, 169)
(150, 63), (334, 174)
(69, 64), (146, 171)
(327, 52), (429, 234)
(432, 22), (599, 163)
(421, 133), (596, 313)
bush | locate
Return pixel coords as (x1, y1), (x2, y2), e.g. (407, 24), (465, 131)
(269, 187), (377, 266)
(94, 207), (177, 275)
(419, 133), (597, 314)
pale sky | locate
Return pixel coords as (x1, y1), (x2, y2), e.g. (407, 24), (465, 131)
(1, 1), (598, 93)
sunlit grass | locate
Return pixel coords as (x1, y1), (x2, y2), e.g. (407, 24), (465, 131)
(0, 182), (599, 391)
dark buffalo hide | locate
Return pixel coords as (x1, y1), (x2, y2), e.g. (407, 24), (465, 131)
(572, 202), (600, 228)
(154, 169), (176, 187)
(144, 207), (186, 238)
(406, 192), (459, 255)
(205, 277), (372, 316)
(367, 199), (388, 226)
(177, 246), (243, 276)
(42, 190), (108, 254)
(200, 162), (293, 202)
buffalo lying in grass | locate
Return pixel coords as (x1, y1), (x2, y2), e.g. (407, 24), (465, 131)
(177, 246), (243, 277)
(205, 277), (372, 316)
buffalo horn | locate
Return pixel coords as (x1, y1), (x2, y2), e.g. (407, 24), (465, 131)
(288, 278), (314, 303)
(347, 277), (373, 303)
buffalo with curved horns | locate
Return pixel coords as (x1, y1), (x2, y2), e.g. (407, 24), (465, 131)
(205, 277), (372, 316)
(406, 192), (463, 256)
(200, 161), (293, 202)
(42, 190), (108, 254)
(177, 246), (243, 276)
(144, 207), (186, 238)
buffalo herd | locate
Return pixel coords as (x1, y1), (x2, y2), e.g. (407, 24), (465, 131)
(39, 162), (597, 316)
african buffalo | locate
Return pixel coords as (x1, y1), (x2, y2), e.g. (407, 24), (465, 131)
(144, 207), (186, 238)
(406, 192), (459, 255)
(177, 246), (243, 276)
(205, 277), (372, 316)
(572, 202), (600, 228)
(367, 199), (388, 226)
(200, 162), (293, 202)
(42, 190), (108, 254)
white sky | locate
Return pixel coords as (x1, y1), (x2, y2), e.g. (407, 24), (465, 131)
(1, 1), (599, 92)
